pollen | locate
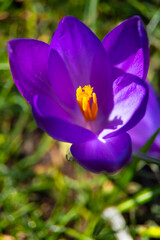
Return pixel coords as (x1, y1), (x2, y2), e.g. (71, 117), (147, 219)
(76, 85), (98, 122)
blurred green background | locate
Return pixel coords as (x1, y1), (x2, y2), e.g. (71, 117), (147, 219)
(1, 0), (160, 239)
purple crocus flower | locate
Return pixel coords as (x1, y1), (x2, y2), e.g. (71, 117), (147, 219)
(8, 16), (149, 173)
(128, 82), (160, 157)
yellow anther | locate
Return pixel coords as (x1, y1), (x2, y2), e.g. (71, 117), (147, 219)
(76, 85), (98, 122)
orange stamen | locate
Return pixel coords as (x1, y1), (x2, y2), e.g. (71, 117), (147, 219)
(76, 85), (98, 122)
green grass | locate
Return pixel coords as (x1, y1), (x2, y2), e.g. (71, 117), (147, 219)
(1, 0), (160, 239)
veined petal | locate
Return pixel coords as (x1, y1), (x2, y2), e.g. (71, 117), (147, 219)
(8, 39), (51, 103)
(31, 94), (96, 143)
(102, 16), (149, 81)
(49, 16), (113, 119)
(90, 45), (113, 117)
(128, 82), (160, 153)
(48, 49), (76, 110)
(99, 73), (148, 139)
(50, 16), (110, 88)
(71, 133), (132, 173)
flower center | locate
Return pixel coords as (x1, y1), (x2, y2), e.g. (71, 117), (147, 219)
(76, 85), (98, 122)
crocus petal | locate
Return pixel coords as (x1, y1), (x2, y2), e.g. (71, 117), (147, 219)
(49, 16), (113, 117)
(48, 49), (77, 110)
(31, 94), (96, 143)
(71, 133), (132, 173)
(90, 45), (113, 117)
(50, 16), (112, 88)
(99, 73), (148, 139)
(50, 16), (100, 86)
(8, 39), (51, 103)
(102, 16), (149, 81)
(128, 82), (160, 153)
